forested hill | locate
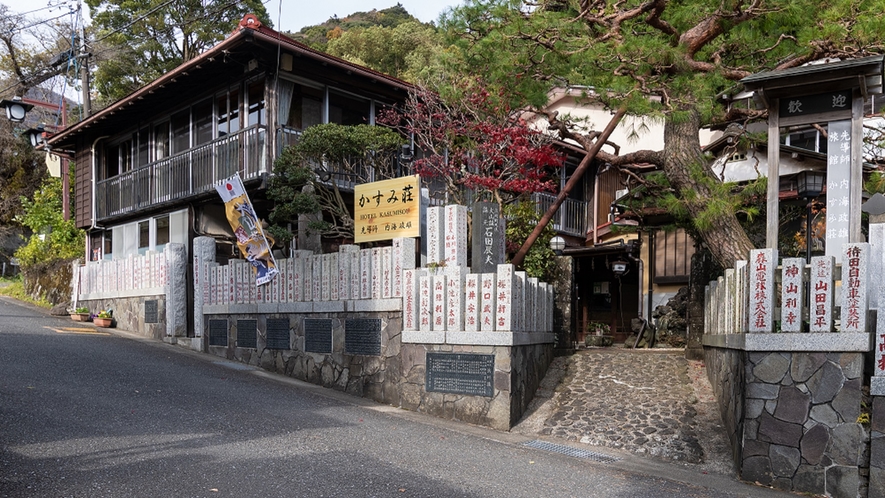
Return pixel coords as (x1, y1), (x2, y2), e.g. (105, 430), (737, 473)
(289, 3), (426, 51)
(286, 3), (443, 83)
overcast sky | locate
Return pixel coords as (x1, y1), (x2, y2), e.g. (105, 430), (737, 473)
(2, 0), (462, 33)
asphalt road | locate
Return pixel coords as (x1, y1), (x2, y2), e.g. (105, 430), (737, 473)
(0, 297), (789, 498)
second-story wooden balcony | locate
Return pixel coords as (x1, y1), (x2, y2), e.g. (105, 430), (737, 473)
(95, 126), (266, 221)
(532, 192), (588, 238)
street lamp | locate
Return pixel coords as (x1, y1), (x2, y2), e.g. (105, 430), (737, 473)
(611, 259), (629, 277)
(23, 124), (47, 147)
(550, 236), (565, 256)
(796, 170), (825, 262)
(0, 96), (34, 122)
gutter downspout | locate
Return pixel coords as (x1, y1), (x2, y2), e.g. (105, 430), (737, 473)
(89, 136), (110, 253)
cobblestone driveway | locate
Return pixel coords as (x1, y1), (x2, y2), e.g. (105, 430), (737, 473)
(519, 349), (732, 470)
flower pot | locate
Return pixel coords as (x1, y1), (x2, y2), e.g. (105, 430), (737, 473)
(71, 313), (90, 322)
(93, 317), (113, 328)
(585, 335), (613, 348)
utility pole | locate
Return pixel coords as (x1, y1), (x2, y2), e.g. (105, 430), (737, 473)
(79, 2), (92, 118)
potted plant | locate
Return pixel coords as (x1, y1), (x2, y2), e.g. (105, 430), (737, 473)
(93, 309), (114, 328)
(585, 321), (612, 347)
(71, 307), (91, 321)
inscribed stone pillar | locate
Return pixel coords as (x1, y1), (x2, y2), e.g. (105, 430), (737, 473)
(748, 248), (776, 333)
(360, 249), (372, 299)
(471, 202), (504, 274)
(382, 247), (393, 299)
(444, 204), (468, 268)
(480, 273), (496, 331)
(869, 223), (885, 310)
(329, 253), (339, 301)
(349, 250), (361, 300)
(292, 250), (313, 302)
(312, 254), (323, 302)
(418, 275), (432, 331)
(841, 243), (869, 332)
(403, 268), (425, 331)
(496, 264), (516, 331)
(446, 268), (466, 331)
(302, 253), (313, 302)
(809, 255), (834, 332)
(540, 282), (550, 332)
(339, 245), (359, 301)
(297, 184), (322, 254)
(371, 248), (383, 299)
(426, 206), (444, 265)
(285, 258), (294, 303)
(734, 260), (750, 333)
(780, 258), (805, 333)
(320, 254), (331, 301)
(465, 274), (480, 332)
(193, 236), (216, 338)
(432, 274), (447, 331)
(515, 271), (527, 332)
(528, 277), (538, 332)
(392, 237), (416, 298)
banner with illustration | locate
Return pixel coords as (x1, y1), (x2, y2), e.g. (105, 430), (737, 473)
(215, 173), (278, 286)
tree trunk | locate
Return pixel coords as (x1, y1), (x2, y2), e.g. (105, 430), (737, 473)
(662, 109), (755, 269)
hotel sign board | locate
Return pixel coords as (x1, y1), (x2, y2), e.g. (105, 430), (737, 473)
(354, 175), (421, 243)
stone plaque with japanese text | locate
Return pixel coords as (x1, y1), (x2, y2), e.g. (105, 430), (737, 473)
(144, 299), (158, 324)
(304, 318), (333, 354)
(266, 318), (290, 350)
(345, 318), (381, 356)
(208, 319), (228, 346)
(426, 352), (494, 397)
(236, 319), (257, 349)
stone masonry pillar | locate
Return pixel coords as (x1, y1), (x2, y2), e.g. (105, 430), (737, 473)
(165, 243), (188, 339)
(192, 237), (216, 348)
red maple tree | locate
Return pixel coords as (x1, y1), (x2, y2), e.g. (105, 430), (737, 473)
(378, 83), (564, 207)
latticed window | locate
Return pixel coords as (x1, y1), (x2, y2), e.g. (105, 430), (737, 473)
(653, 229), (695, 284)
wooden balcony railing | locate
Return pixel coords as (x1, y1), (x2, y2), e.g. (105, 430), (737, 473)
(96, 126), (266, 220)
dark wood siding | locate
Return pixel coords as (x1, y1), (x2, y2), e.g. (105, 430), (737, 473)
(74, 141), (92, 229)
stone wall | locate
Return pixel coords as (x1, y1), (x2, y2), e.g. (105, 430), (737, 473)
(204, 310), (553, 431)
(704, 335), (870, 498)
(77, 295), (167, 339)
(741, 352), (866, 497)
(400, 343), (552, 431)
(23, 257), (77, 306)
(207, 311), (403, 405)
(703, 345), (743, 472)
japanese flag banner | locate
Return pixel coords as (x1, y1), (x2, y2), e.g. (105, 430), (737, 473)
(215, 173), (278, 286)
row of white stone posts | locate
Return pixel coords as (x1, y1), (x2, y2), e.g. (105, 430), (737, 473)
(702, 233), (885, 497)
(196, 204), (554, 343)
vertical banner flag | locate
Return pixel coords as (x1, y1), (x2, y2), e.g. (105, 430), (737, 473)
(215, 173), (278, 286)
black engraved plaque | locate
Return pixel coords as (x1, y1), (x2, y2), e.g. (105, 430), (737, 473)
(266, 318), (290, 350)
(344, 318), (381, 356)
(208, 319), (228, 346)
(144, 300), (158, 323)
(237, 319), (257, 349)
(304, 318), (333, 354)
(426, 353), (495, 397)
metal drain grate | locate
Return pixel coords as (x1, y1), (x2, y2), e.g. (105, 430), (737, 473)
(522, 440), (621, 463)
